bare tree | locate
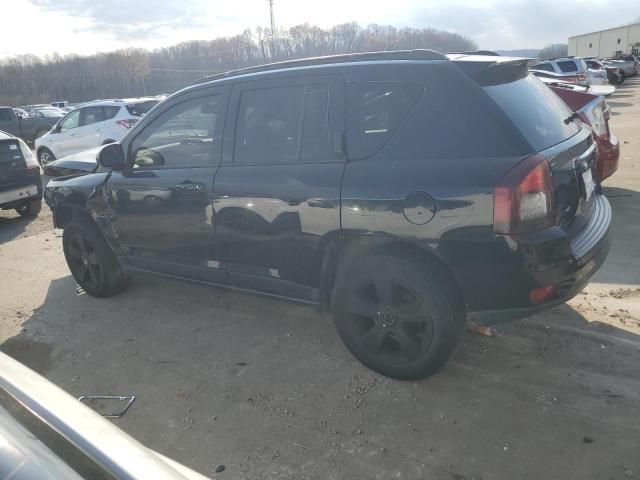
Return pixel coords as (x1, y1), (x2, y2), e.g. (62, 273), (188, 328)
(537, 44), (568, 59)
(0, 22), (476, 105)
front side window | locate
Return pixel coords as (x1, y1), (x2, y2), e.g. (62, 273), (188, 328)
(557, 60), (578, 73)
(0, 109), (13, 121)
(81, 107), (105, 126)
(346, 82), (423, 159)
(130, 95), (223, 169)
(59, 110), (80, 131)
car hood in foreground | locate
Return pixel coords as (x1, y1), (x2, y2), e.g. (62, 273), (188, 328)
(43, 146), (102, 176)
(0, 352), (210, 479)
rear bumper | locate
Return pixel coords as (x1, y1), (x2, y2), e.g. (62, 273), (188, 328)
(468, 195), (612, 325)
(0, 176), (42, 208)
(596, 133), (619, 181)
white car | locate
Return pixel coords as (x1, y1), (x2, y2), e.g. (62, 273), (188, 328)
(532, 57), (608, 85)
(35, 98), (158, 166)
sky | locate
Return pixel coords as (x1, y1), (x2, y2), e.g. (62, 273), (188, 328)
(1, 0), (639, 58)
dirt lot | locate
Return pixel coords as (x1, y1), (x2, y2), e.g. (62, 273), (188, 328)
(1, 81), (640, 480)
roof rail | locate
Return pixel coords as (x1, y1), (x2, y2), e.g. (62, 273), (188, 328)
(449, 50), (501, 56)
(192, 49), (447, 85)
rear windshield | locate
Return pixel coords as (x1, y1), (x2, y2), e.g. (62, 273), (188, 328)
(126, 101), (158, 117)
(485, 75), (580, 151)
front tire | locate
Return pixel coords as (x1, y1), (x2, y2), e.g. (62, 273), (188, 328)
(63, 221), (128, 297)
(332, 254), (465, 380)
(37, 148), (55, 167)
(15, 199), (42, 217)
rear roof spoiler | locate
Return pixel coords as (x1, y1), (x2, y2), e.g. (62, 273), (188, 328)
(447, 54), (538, 86)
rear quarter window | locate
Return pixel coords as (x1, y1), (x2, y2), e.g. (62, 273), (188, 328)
(557, 60), (579, 73)
(533, 63), (555, 72)
(126, 101), (158, 117)
(485, 75), (580, 151)
(346, 82), (423, 159)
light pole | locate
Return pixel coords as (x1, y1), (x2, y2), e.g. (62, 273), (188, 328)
(268, 0), (276, 59)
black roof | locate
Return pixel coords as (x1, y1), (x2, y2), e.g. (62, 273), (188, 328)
(192, 49), (447, 85)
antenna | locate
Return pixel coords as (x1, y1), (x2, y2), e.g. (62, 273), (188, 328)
(268, 0), (276, 59)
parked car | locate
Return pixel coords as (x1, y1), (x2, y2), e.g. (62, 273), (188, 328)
(532, 57), (595, 85)
(22, 104), (49, 115)
(50, 100), (69, 109)
(0, 130), (42, 217)
(586, 59), (625, 84)
(45, 51), (611, 380)
(536, 75), (615, 97)
(12, 107), (29, 119)
(0, 106), (62, 143)
(545, 81), (619, 181)
(603, 57), (637, 77)
(530, 68), (592, 85)
(30, 106), (66, 119)
(35, 98), (159, 166)
(0, 352), (209, 479)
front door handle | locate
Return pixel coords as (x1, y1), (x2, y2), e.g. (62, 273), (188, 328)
(175, 181), (204, 191)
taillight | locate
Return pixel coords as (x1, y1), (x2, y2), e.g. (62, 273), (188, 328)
(116, 119), (138, 129)
(576, 73), (586, 82)
(494, 154), (555, 235)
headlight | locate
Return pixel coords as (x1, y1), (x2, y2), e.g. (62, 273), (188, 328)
(17, 139), (39, 170)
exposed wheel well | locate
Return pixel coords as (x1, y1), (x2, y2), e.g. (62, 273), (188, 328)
(54, 205), (94, 230)
(319, 235), (466, 315)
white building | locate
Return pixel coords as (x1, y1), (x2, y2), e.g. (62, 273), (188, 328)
(569, 23), (640, 57)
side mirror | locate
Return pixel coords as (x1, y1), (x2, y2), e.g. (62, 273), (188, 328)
(97, 143), (126, 170)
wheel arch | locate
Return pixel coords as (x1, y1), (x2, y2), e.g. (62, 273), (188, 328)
(53, 204), (94, 230)
(318, 233), (467, 316)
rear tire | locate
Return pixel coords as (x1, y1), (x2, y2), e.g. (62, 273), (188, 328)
(332, 254), (465, 380)
(37, 148), (55, 167)
(63, 221), (129, 297)
(15, 199), (42, 217)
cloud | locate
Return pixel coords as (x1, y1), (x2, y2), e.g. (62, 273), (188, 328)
(30, 0), (212, 40)
(403, 0), (640, 48)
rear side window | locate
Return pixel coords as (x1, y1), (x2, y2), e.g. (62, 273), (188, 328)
(346, 82), (423, 159)
(126, 101), (158, 117)
(104, 106), (121, 119)
(81, 107), (105, 126)
(557, 60), (578, 73)
(485, 75), (580, 151)
(234, 85), (305, 164)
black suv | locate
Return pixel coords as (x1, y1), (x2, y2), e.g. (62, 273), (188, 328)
(45, 51), (611, 379)
(1, 130), (42, 217)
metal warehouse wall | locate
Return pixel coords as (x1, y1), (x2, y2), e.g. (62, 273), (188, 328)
(569, 23), (640, 57)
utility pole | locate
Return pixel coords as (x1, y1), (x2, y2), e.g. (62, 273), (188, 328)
(268, 0), (276, 59)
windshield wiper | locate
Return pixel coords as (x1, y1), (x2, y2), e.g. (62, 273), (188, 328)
(564, 112), (580, 125)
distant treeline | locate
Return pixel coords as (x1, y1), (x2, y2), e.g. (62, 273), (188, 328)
(0, 22), (476, 105)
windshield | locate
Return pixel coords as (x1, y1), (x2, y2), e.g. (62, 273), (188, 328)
(485, 74), (580, 151)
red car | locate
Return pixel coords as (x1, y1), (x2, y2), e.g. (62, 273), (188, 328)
(538, 78), (619, 181)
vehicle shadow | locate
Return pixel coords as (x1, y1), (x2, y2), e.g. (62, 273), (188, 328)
(0, 212), (34, 245)
(2, 272), (639, 478)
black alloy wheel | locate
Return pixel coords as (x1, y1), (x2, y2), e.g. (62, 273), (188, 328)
(346, 273), (434, 365)
(66, 231), (104, 292)
(333, 254), (464, 380)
